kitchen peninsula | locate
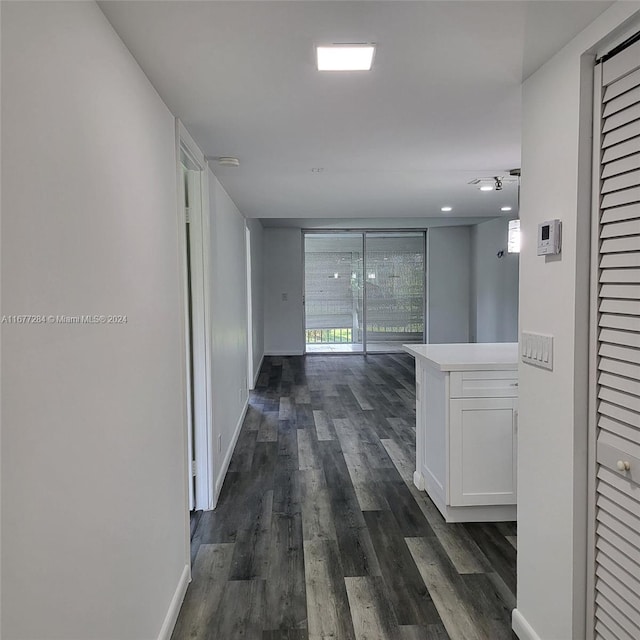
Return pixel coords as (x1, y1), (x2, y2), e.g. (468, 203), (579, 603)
(404, 342), (519, 523)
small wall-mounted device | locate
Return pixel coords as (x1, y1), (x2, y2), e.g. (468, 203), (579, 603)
(537, 219), (562, 256)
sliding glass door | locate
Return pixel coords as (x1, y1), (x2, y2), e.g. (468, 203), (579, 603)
(304, 233), (364, 353)
(304, 231), (425, 353)
(365, 233), (425, 352)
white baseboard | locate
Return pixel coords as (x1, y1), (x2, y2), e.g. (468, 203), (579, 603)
(213, 397), (249, 507)
(413, 471), (425, 491)
(157, 563), (190, 640)
(264, 350), (304, 356)
(252, 353), (264, 388)
(512, 609), (542, 640)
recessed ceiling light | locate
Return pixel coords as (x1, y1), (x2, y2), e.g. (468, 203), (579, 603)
(501, 206), (512, 212)
(441, 206), (453, 212)
(480, 185), (494, 192)
(317, 44), (375, 71)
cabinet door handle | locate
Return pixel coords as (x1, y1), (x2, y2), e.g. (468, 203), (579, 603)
(514, 410), (518, 434)
(617, 460), (631, 472)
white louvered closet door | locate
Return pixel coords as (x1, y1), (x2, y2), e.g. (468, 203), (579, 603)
(593, 36), (640, 640)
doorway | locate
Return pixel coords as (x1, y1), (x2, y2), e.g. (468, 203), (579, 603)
(304, 231), (426, 354)
(178, 122), (214, 516)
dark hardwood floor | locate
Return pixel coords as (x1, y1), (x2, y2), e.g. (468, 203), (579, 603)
(173, 354), (517, 640)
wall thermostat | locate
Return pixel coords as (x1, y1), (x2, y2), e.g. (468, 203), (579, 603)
(537, 219), (562, 255)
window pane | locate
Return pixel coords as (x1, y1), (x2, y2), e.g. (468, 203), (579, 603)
(304, 233), (364, 353)
(365, 233), (424, 353)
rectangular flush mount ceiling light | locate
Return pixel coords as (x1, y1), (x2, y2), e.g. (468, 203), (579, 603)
(316, 44), (376, 71)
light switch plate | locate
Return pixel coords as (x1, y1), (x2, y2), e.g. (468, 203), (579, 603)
(521, 332), (553, 370)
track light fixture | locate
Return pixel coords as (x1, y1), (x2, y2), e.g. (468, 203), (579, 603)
(494, 176), (503, 191)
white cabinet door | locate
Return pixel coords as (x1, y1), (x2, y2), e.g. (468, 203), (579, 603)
(449, 397), (518, 506)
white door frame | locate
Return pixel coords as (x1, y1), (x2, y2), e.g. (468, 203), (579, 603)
(245, 223), (255, 389)
(176, 120), (214, 512)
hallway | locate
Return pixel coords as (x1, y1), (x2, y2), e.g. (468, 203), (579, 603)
(173, 355), (517, 640)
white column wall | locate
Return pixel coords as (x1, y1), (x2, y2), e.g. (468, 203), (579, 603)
(263, 228), (305, 356)
(1, 3), (189, 638)
(427, 226), (471, 344)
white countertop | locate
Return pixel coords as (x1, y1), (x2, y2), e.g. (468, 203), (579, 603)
(403, 342), (518, 372)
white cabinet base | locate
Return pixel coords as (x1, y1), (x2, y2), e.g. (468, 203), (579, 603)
(405, 343), (519, 524)
(414, 470), (517, 523)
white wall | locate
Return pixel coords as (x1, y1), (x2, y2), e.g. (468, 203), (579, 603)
(427, 226), (471, 343)
(469, 217), (519, 343)
(246, 218), (265, 383)
(263, 228), (305, 355)
(262, 225), (476, 350)
(515, 4), (640, 640)
(1, 3), (189, 639)
(208, 174), (251, 500)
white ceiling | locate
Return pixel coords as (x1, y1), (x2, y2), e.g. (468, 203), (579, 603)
(99, 0), (613, 224)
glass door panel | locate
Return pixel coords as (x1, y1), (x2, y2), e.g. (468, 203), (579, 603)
(304, 233), (364, 353)
(364, 232), (425, 353)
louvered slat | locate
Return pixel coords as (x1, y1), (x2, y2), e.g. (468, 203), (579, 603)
(597, 494), (638, 535)
(602, 169), (640, 194)
(597, 540), (640, 594)
(600, 269), (640, 283)
(599, 298), (640, 314)
(600, 235), (640, 253)
(601, 203), (640, 224)
(599, 314), (640, 331)
(596, 586), (640, 635)
(599, 357), (640, 382)
(599, 371), (640, 398)
(599, 342), (640, 365)
(599, 327), (640, 348)
(598, 415), (640, 447)
(596, 551), (640, 600)
(597, 508), (640, 555)
(602, 39), (640, 85)
(603, 67), (640, 103)
(602, 136), (640, 164)
(597, 524), (640, 572)
(599, 400), (640, 427)
(601, 153), (640, 179)
(596, 584), (640, 631)
(602, 121), (640, 148)
(595, 603), (636, 640)
(596, 555), (640, 613)
(599, 387), (640, 414)
(601, 185), (640, 209)
(595, 618), (618, 640)
(603, 85), (640, 118)
(599, 284), (640, 299)
(603, 102), (640, 133)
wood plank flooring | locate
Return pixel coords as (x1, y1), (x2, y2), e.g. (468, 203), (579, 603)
(174, 355), (517, 640)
